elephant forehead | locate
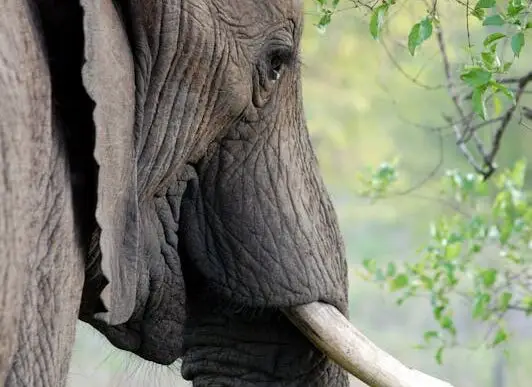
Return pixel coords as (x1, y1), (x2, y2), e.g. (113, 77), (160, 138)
(211, 0), (303, 28)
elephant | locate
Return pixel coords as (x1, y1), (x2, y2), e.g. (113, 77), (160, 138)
(0, 0), (455, 386)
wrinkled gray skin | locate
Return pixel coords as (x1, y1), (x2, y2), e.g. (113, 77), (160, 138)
(0, 0), (349, 386)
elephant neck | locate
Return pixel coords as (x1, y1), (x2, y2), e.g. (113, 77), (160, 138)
(180, 290), (348, 386)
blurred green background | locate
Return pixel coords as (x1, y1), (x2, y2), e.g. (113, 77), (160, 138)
(68, 2), (532, 386)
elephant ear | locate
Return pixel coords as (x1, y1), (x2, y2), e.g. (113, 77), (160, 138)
(80, 0), (139, 325)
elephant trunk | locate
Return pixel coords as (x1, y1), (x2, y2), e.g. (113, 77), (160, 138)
(285, 302), (455, 387)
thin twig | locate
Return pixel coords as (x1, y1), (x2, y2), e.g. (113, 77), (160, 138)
(486, 71), (532, 165)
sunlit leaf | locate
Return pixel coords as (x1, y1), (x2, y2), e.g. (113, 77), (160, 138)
(440, 315), (456, 334)
(461, 67), (492, 87)
(390, 273), (409, 291)
(369, 4), (389, 40)
(492, 93), (503, 116)
(492, 82), (515, 102)
(362, 258), (377, 273)
(408, 17), (433, 56)
(508, 1), (525, 17)
(492, 328), (509, 346)
(480, 268), (497, 287)
(483, 32), (506, 46)
(481, 51), (498, 69)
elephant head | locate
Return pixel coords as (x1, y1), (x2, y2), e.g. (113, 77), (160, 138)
(0, 0), (455, 386)
(74, 0), (354, 385)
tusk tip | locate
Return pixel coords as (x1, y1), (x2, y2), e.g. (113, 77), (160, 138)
(284, 302), (455, 387)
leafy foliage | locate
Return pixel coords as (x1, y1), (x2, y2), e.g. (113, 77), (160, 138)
(309, 0), (532, 372)
(313, 0), (532, 121)
(358, 159), (532, 363)
(314, 0), (341, 31)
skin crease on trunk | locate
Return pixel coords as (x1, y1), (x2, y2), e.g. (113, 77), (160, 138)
(1, 0), (351, 386)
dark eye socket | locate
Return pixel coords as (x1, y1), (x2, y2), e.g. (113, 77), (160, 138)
(267, 48), (293, 81)
(270, 54), (284, 72)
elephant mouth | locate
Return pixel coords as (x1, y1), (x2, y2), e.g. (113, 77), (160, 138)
(284, 302), (455, 387)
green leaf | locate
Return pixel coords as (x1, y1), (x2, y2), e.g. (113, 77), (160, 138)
(511, 32), (525, 57)
(508, 1), (525, 17)
(481, 50), (500, 71)
(499, 292), (512, 311)
(433, 305), (445, 320)
(472, 86), (488, 119)
(447, 232), (464, 244)
(407, 24), (421, 56)
(386, 262), (397, 277)
(473, 293), (490, 319)
(408, 17), (433, 56)
(362, 258), (377, 273)
(460, 67), (492, 87)
(423, 330), (439, 343)
(483, 14), (505, 26)
(317, 14), (332, 32)
(369, 4), (389, 40)
(476, 0), (496, 8)
(492, 328), (508, 346)
(522, 295), (532, 315)
(471, 6), (485, 20)
(440, 315), (456, 334)
(375, 162), (397, 182)
(390, 273), (409, 291)
(480, 268), (497, 287)
(435, 346), (444, 365)
(492, 93), (503, 116)
(481, 51), (493, 68)
(420, 275), (434, 290)
(492, 82), (515, 102)
(498, 222), (513, 245)
(483, 32), (506, 47)
(470, 243), (482, 253)
(502, 61), (513, 72)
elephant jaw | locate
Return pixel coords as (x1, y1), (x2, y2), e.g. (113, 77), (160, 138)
(284, 302), (455, 387)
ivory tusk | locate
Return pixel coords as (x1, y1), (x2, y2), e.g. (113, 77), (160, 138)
(283, 302), (456, 387)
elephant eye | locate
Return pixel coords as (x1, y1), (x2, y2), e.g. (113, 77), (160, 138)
(252, 43), (295, 108)
(267, 48), (293, 82)
(269, 55), (284, 81)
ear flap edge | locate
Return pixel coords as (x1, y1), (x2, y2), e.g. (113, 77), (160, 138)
(80, 0), (139, 325)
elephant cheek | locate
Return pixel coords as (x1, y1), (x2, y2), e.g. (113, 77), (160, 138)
(178, 140), (347, 314)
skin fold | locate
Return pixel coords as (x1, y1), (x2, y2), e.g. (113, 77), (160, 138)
(0, 0), (350, 386)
